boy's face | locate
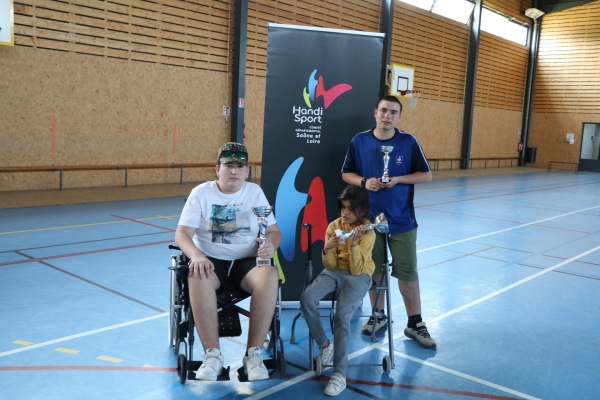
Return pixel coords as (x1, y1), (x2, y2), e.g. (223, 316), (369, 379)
(215, 162), (248, 194)
(374, 100), (401, 131)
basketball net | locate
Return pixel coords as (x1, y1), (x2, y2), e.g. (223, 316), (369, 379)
(400, 90), (422, 108)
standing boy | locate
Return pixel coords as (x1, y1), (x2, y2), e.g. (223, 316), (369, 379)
(341, 95), (436, 348)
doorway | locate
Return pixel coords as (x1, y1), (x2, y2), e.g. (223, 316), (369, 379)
(579, 123), (600, 172)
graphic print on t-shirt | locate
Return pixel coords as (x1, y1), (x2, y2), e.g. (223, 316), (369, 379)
(210, 204), (251, 244)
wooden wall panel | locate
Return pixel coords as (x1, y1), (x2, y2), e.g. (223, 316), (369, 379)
(475, 32), (528, 111)
(392, 2), (469, 103)
(529, 112), (600, 167)
(246, 0), (381, 77)
(533, 1), (600, 114)
(0, 46), (229, 191)
(484, 0), (532, 24)
(12, 0), (233, 71)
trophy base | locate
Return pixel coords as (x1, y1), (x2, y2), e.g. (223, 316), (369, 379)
(381, 177), (390, 183)
(256, 257), (271, 267)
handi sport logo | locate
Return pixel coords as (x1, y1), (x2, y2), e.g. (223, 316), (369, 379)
(293, 70), (352, 125)
(303, 69), (352, 109)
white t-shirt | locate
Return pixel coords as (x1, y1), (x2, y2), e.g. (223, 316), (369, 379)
(178, 181), (277, 260)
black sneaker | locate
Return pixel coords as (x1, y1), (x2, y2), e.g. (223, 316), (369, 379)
(361, 310), (388, 335)
(404, 321), (436, 348)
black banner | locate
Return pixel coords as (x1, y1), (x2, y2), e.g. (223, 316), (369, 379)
(261, 24), (383, 301)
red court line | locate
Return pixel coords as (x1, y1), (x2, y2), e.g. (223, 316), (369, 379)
(110, 214), (176, 232)
(419, 179), (600, 208)
(0, 240), (173, 267)
(0, 366), (177, 372)
(312, 376), (521, 400)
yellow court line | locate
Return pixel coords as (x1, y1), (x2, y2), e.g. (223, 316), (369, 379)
(0, 215), (181, 235)
(97, 355), (122, 363)
(13, 340), (34, 346)
(237, 387), (257, 395)
(55, 347), (79, 354)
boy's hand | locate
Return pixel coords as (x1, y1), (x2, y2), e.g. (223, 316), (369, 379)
(188, 256), (214, 280)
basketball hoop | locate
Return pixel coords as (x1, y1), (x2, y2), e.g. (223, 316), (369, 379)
(400, 90), (422, 108)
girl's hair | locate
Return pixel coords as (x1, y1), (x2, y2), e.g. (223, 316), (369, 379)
(337, 185), (371, 222)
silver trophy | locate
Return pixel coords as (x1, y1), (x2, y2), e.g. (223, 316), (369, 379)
(334, 213), (389, 244)
(252, 206), (273, 266)
(381, 145), (394, 183)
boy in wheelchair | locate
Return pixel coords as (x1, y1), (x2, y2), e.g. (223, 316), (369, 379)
(174, 142), (282, 382)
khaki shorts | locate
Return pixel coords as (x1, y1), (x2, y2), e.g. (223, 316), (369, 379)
(372, 228), (418, 282)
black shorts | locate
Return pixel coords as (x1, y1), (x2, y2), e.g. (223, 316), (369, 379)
(208, 256), (257, 290)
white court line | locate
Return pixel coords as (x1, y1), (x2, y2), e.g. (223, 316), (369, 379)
(0, 313), (167, 358)
(391, 350), (541, 400)
(251, 218), (600, 399)
(417, 204), (600, 253)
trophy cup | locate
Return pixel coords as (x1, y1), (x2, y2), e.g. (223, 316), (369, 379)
(381, 146), (394, 183)
(252, 206), (273, 266)
(334, 213), (389, 244)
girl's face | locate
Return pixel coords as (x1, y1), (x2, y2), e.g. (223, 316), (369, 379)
(340, 199), (360, 226)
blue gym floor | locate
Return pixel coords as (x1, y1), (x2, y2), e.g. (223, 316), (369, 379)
(1, 169), (599, 399)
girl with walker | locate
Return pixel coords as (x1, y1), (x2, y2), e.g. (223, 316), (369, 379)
(300, 185), (375, 396)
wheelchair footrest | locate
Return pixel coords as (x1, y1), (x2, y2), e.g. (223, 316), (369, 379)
(187, 361), (231, 381)
(236, 357), (285, 382)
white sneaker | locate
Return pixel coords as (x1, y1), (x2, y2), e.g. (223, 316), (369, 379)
(319, 339), (334, 366)
(243, 347), (269, 381)
(195, 348), (223, 381)
(324, 372), (346, 396)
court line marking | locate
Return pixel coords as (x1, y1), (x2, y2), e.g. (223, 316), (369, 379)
(0, 215), (180, 235)
(0, 313), (167, 358)
(417, 174), (599, 193)
(416, 204), (600, 254)
(388, 350), (539, 400)
(251, 239), (600, 399)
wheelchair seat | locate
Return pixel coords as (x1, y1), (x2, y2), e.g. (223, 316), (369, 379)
(168, 245), (286, 383)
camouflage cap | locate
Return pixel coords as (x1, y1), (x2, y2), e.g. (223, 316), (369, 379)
(217, 142), (249, 166)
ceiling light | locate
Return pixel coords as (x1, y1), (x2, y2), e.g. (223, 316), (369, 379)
(525, 8), (545, 20)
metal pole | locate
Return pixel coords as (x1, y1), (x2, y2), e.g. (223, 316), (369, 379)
(231, 0), (248, 143)
(180, 166), (183, 184)
(379, 0), (394, 99)
(519, 17), (541, 166)
(59, 169), (63, 191)
(125, 167), (128, 188)
(460, 0), (482, 169)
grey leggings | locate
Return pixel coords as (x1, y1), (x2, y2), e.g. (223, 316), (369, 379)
(300, 269), (372, 376)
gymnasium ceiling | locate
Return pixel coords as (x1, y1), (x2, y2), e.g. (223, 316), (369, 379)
(537, 0), (598, 13)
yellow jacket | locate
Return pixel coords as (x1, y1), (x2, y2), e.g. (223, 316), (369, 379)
(322, 217), (375, 276)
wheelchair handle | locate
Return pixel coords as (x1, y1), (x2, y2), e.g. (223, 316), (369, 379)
(169, 245), (181, 250)
(302, 223), (313, 261)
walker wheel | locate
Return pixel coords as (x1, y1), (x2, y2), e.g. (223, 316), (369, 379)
(382, 355), (392, 375)
(313, 356), (322, 376)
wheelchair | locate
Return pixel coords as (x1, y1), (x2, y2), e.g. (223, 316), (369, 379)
(168, 245), (286, 384)
(290, 221), (395, 376)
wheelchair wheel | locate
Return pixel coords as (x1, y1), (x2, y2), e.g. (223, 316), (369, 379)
(171, 308), (182, 355)
(263, 332), (273, 352)
(313, 356), (322, 376)
(277, 350), (286, 378)
(177, 354), (187, 384)
(382, 355), (392, 375)
(169, 268), (181, 353)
